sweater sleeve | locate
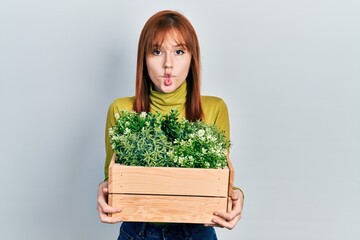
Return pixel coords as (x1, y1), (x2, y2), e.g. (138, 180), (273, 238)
(213, 98), (230, 142)
(103, 97), (134, 180)
(104, 103), (116, 180)
(202, 96), (230, 142)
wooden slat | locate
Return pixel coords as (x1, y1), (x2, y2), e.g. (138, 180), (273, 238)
(109, 194), (228, 224)
(226, 154), (235, 198)
(226, 155), (234, 212)
(109, 154), (230, 197)
(227, 197), (232, 212)
(108, 156), (115, 193)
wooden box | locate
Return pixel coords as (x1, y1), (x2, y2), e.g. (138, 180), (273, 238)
(108, 154), (234, 224)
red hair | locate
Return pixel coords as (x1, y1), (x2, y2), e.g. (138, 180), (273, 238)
(133, 10), (203, 121)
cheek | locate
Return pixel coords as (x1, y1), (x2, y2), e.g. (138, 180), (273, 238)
(145, 58), (152, 71)
(179, 59), (191, 75)
(184, 56), (191, 70)
(146, 58), (162, 72)
(146, 60), (157, 77)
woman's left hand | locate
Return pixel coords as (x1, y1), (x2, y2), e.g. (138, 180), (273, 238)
(208, 189), (244, 230)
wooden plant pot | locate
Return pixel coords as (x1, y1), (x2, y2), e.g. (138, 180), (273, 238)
(108, 154), (234, 224)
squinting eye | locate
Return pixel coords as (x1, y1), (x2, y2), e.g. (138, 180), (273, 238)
(153, 49), (162, 55)
(175, 50), (185, 55)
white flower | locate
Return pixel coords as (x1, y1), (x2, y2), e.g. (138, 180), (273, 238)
(197, 129), (205, 137)
(111, 135), (121, 141)
(140, 112), (147, 118)
(124, 128), (131, 134)
(180, 140), (187, 146)
(206, 134), (217, 142)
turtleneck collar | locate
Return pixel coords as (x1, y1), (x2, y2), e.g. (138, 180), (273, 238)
(149, 81), (187, 116)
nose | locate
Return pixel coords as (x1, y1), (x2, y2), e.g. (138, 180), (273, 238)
(163, 53), (173, 69)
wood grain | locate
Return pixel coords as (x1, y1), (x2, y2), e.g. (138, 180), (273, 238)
(109, 194), (228, 224)
(109, 154), (230, 197)
(108, 154), (235, 223)
(227, 154), (235, 198)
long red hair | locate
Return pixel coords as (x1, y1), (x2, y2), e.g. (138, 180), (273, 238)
(133, 10), (203, 121)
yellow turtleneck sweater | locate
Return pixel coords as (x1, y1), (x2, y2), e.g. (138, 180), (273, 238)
(103, 82), (230, 180)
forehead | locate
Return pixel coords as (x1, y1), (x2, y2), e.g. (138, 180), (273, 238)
(152, 28), (186, 46)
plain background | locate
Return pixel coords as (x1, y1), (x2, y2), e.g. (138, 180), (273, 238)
(1, 0), (359, 239)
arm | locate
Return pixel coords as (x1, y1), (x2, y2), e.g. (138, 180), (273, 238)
(203, 97), (244, 229)
(97, 99), (132, 223)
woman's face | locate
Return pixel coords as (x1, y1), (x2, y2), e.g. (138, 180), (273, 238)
(146, 33), (191, 93)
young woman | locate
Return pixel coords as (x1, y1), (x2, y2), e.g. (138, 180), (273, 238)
(97, 10), (244, 239)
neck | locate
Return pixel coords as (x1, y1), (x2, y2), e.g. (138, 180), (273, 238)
(149, 82), (187, 117)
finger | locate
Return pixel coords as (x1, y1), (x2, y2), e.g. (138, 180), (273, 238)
(97, 203), (123, 223)
(232, 189), (244, 210)
(97, 190), (113, 210)
(97, 193), (109, 206)
(102, 187), (109, 194)
(231, 193), (240, 201)
(97, 201), (122, 214)
(211, 215), (241, 230)
(98, 211), (123, 224)
(97, 190), (122, 213)
(213, 194), (243, 222)
(97, 192), (122, 213)
(213, 210), (238, 222)
(231, 201), (243, 213)
(231, 189), (245, 206)
(103, 205), (122, 214)
(230, 195), (244, 213)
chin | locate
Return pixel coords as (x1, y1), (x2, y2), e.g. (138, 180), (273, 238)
(158, 85), (176, 93)
(153, 82), (180, 93)
(161, 89), (174, 93)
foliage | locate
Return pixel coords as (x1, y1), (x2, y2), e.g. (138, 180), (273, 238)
(109, 109), (230, 168)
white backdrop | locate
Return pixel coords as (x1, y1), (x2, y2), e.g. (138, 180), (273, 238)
(1, 0), (359, 239)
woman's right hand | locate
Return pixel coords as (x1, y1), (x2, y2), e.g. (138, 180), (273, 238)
(97, 181), (123, 224)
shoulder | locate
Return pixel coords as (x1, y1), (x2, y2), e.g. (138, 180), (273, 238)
(106, 96), (135, 120)
(201, 95), (229, 123)
(201, 95), (228, 111)
(108, 96), (135, 112)
(200, 95), (230, 138)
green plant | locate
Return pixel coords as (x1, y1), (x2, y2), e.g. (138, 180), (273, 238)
(109, 109), (230, 168)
